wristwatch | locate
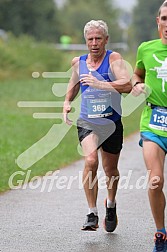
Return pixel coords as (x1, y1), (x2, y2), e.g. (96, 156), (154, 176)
(133, 81), (142, 87)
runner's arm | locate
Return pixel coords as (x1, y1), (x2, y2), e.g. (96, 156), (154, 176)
(131, 67), (146, 96)
(63, 57), (80, 124)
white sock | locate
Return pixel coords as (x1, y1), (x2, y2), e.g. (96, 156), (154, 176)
(107, 199), (116, 208)
(88, 207), (98, 216)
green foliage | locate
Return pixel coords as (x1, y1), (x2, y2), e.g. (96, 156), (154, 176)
(131, 0), (165, 46)
(0, 34), (70, 80)
(0, 0), (126, 44)
(52, 0), (122, 43)
(0, 0), (61, 42)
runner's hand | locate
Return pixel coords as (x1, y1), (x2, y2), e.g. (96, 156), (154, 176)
(131, 83), (146, 96)
(63, 101), (73, 125)
(80, 72), (100, 89)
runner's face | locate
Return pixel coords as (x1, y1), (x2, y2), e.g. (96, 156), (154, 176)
(85, 28), (108, 57)
(157, 6), (167, 43)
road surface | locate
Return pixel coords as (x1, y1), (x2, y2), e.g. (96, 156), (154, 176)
(0, 133), (166, 252)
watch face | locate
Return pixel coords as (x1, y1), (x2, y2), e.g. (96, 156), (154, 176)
(134, 82), (141, 86)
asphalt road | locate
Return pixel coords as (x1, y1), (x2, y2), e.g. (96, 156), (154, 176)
(0, 133), (166, 252)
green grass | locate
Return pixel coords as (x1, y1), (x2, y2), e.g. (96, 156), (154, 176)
(122, 104), (144, 137)
(0, 34), (73, 80)
(0, 78), (81, 192)
(0, 77), (144, 192)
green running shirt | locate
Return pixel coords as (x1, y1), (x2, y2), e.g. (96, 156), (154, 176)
(136, 39), (167, 137)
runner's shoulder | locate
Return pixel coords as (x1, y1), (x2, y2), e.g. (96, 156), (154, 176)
(138, 39), (161, 50)
(109, 51), (122, 63)
(71, 56), (80, 67)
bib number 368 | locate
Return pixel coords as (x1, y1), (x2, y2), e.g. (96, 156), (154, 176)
(92, 104), (106, 112)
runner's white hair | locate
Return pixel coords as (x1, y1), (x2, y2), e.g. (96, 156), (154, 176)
(84, 20), (108, 39)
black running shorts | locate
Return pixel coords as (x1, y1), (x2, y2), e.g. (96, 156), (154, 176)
(77, 118), (123, 154)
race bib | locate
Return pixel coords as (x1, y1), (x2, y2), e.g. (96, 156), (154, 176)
(149, 107), (167, 131)
(87, 97), (113, 118)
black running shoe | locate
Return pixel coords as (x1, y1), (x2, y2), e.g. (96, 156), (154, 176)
(81, 213), (99, 231)
(103, 198), (118, 232)
(153, 232), (167, 252)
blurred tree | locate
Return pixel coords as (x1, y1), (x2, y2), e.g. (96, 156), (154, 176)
(58, 0), (122, 43)
(131, 0), (165, 47)
(0, 0), (61, 42)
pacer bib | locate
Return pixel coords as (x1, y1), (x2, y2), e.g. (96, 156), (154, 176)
(149, 107), (167, 131)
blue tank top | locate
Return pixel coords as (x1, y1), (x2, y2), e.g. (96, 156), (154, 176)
(79, 50), (121, 125)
